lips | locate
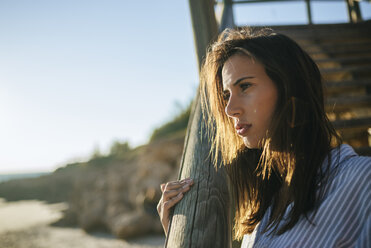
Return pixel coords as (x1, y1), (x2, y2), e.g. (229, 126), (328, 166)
(235, 123), (252, 136)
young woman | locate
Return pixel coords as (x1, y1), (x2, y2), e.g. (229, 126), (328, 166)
(157, 27), (370, 247)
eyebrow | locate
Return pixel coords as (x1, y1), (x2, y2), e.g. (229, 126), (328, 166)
(223, 76), (256, 92)
(233, 76), (255, 86)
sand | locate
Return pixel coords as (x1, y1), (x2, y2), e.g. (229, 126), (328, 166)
(0, 198), (165, 248)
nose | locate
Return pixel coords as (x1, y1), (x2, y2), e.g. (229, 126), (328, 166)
(225, 94), (242, 118)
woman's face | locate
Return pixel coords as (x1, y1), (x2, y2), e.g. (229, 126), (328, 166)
(222, 54), (278, 149)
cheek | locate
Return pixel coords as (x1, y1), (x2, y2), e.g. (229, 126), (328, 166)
(255, 91), (277, 127)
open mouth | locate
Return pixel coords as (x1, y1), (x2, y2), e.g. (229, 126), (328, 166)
(236, 124), (252, 136)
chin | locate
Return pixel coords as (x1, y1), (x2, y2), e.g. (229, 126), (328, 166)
(243, 138), (259, 149)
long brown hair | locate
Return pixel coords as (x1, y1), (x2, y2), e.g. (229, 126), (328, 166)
(200, 27), (341, 240)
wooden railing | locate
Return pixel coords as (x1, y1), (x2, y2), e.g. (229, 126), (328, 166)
(216, 0), (366, 25)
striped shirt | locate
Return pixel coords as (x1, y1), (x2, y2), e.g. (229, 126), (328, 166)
(241, 144), (371, 248)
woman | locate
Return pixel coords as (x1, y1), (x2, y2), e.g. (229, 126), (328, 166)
(157, 27), (370, 247)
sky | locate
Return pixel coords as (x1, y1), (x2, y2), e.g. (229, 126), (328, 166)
(1, 0), (370, 174)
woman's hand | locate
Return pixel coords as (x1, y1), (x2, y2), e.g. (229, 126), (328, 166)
(157, 178), (194, 236)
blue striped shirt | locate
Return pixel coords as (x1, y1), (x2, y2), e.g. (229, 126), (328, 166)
(241, 144), (371, 248)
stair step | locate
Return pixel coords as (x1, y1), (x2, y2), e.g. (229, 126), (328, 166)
(320, 65), (371, 74)
(304, 42), (371, 54)
(325, 79), (371, 89)
(326, 95), (371, 111)
(309, 47), (371, 56)
(315, 56), (371, 65)
(332, 117), (371, 129)
(303, 39), (371, 49)
(273, 22), (371, 39)
(355, 146), (371, 156)
(297, 37), (371, 47)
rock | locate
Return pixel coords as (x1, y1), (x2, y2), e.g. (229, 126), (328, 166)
(110, 210), (160, 239)
(58, 135), (184, 238)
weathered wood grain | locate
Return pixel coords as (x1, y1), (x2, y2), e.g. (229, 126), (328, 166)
(165, 0), (232, 247)
(166, 96), (232, 247)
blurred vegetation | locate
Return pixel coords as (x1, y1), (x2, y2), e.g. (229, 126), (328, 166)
(0, 139), (138, 203)
(149, 102), (191, 142)
(0, 102), (191, 203)
(0, 166), (82, 203)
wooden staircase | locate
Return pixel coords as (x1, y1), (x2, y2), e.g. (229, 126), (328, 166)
(264, 21), (371, 155)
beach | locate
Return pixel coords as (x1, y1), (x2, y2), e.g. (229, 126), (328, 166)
(0, 198), (165, 248)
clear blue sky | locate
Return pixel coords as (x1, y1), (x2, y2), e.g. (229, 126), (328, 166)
(1, 0), (370, 173)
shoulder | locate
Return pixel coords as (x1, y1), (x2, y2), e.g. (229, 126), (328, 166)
(328, 144), (370, 183)
(334, 152), (371, 189)
(323, 146), (370, 212)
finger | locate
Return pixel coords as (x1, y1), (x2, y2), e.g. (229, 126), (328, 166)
(160, 184), (166, 193)
(179, 177), (192, 183)
(163, 182), (193, 201)
(163, 178), (192, 191)
(163, 192), (183, 210)
(163, 188), (184, 201)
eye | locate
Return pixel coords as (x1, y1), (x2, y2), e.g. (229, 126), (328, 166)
(240, 83), (252, 91)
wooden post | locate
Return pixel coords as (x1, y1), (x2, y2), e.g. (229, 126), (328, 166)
(305, 0), (313, 25)
(220, 0), (235, 31)
(165, 0), (233, 247)
(346, 0), (362, 23)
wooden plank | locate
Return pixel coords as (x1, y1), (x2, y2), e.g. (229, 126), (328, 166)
(309, 48), (371, 56)
(271, 22), (371, 34)
(320, 65), (371, 74)
(165, 1), (232, 247)
(315, 56), (371, 65)
(325, 79), (371, 89)
(303, 38), (371, 49)
(355, 146), (371, 156)
(305, 40), (371, 48)
(305, 43), (371, 54)
(325, 95), (371, 111)
(264, 21), (371, 31)
(297, 37), (371, 47)
(324, 79), (371, 95)
(274, 28), (371, 40)
(267, 22), (371, 41)
(332, 117), (371, 129)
